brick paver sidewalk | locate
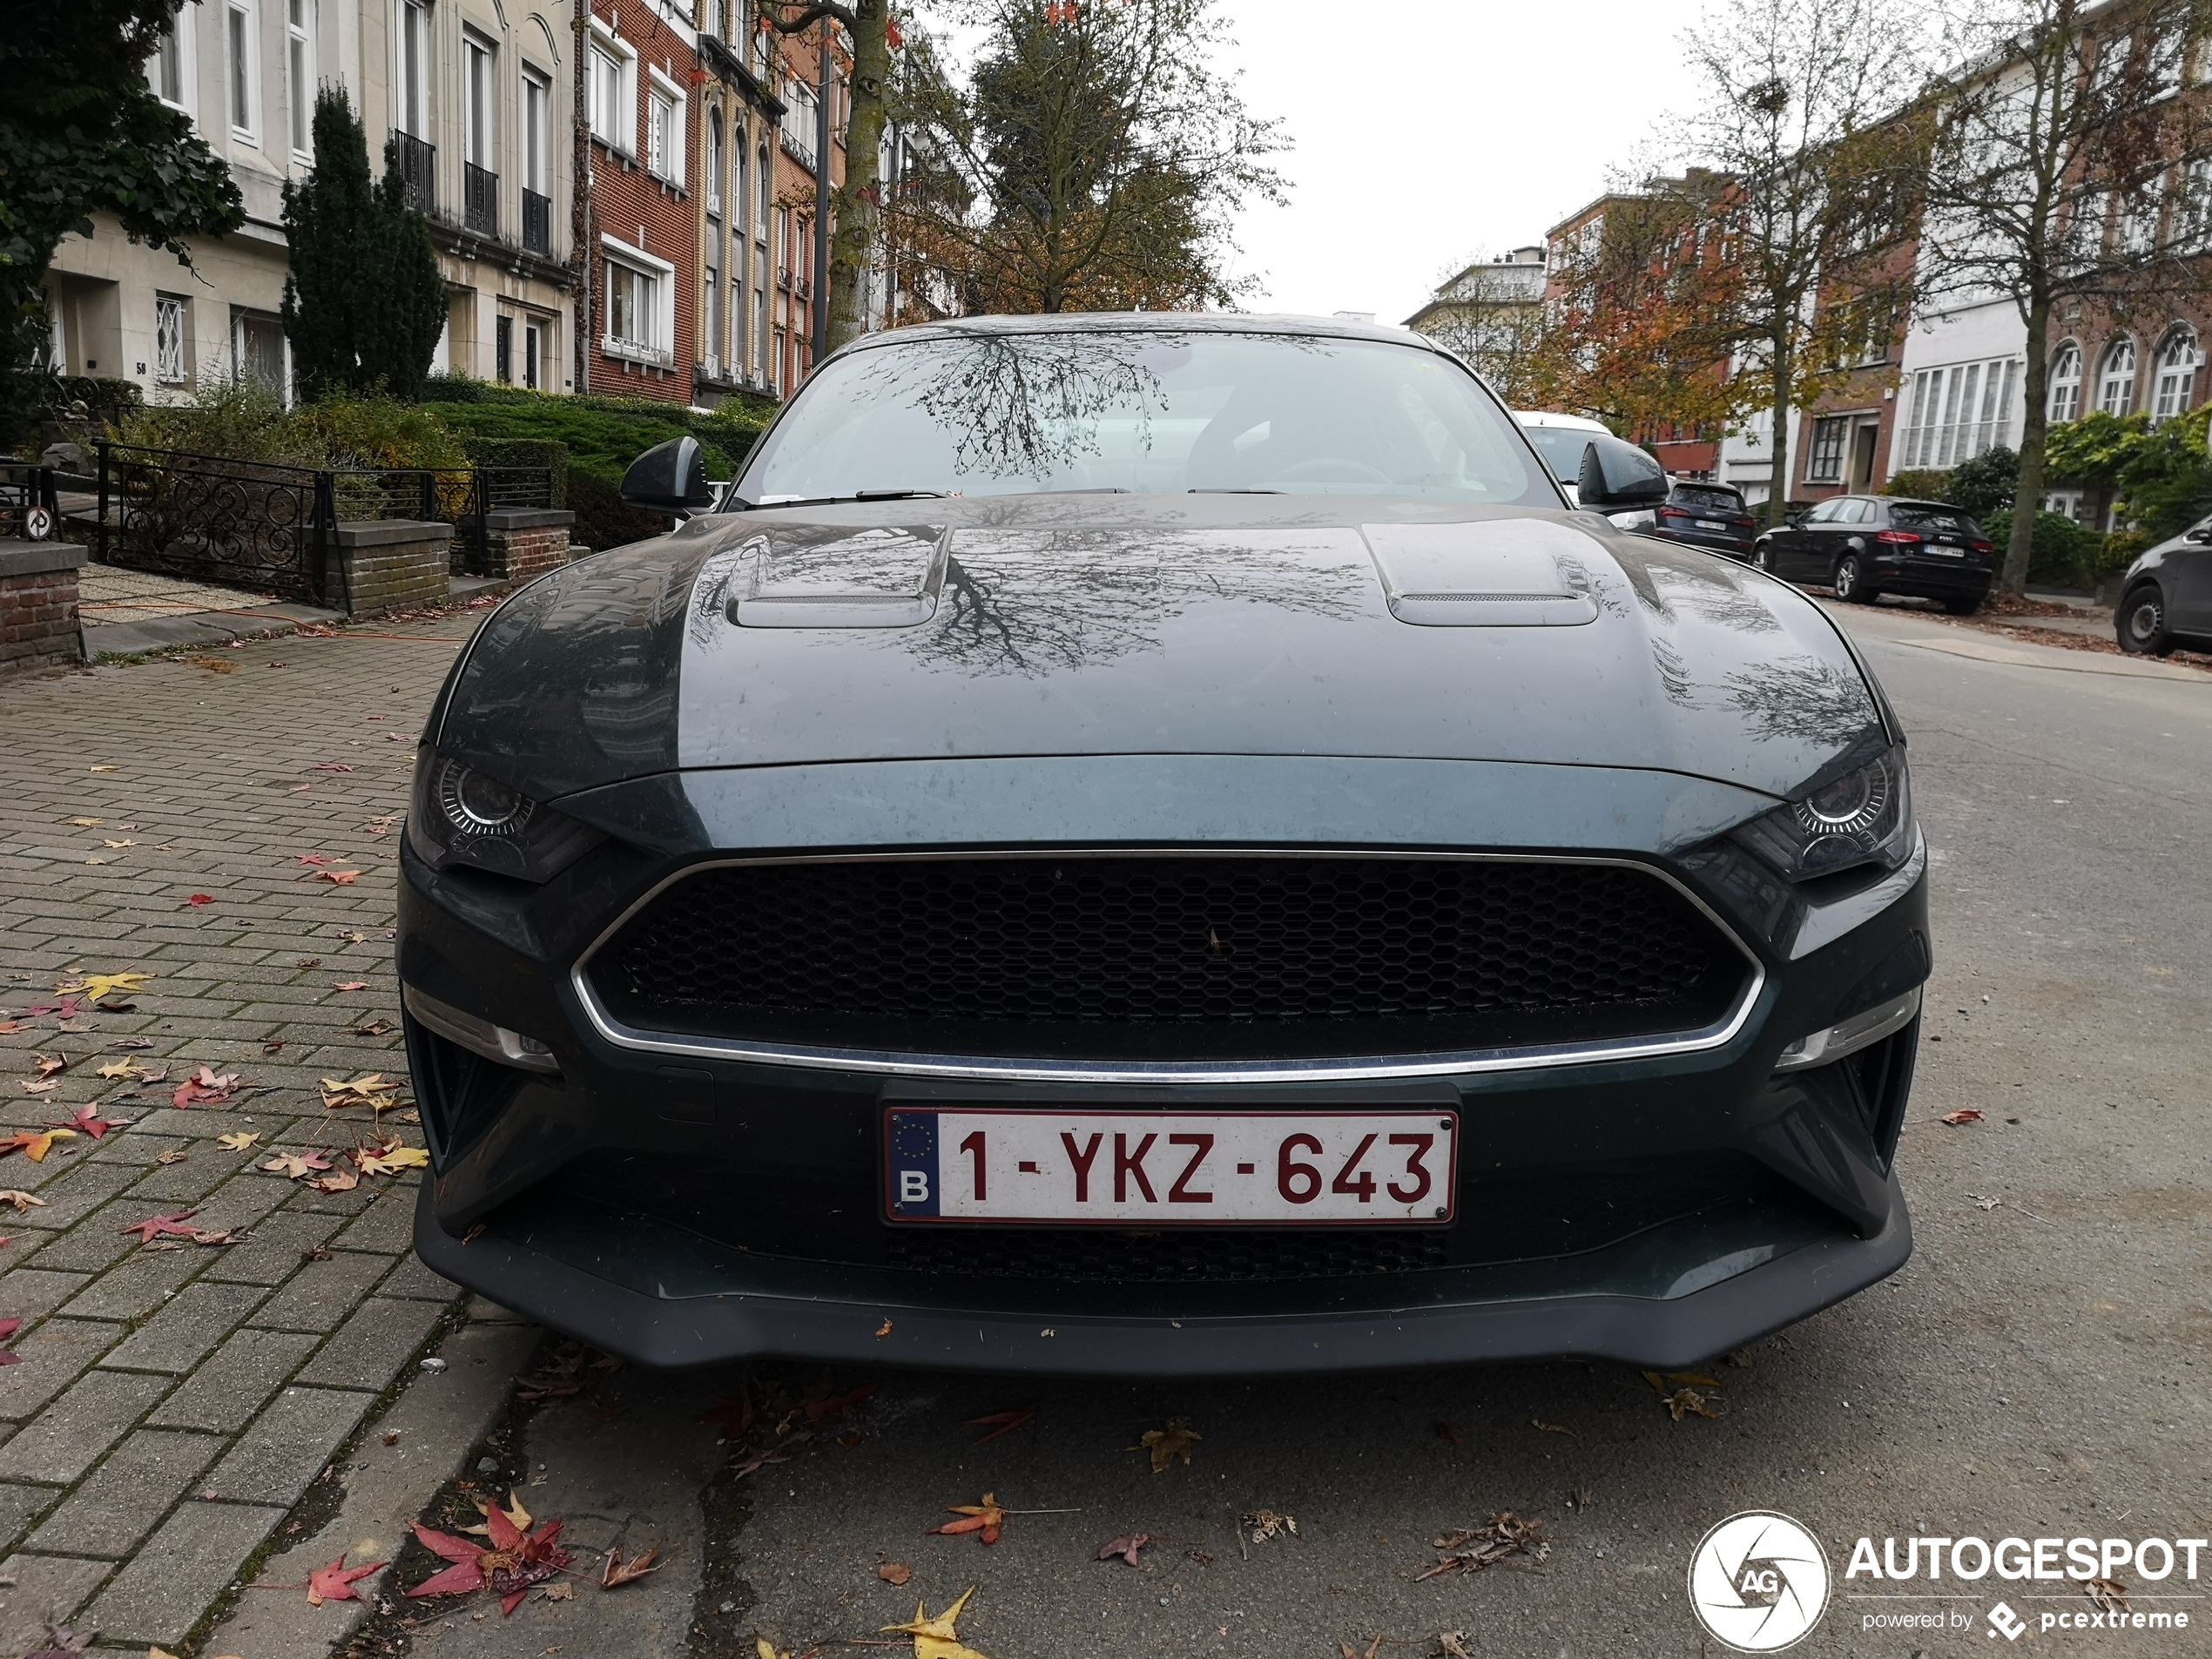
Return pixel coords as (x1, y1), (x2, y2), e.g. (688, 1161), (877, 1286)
(0, 614), (489, 1652)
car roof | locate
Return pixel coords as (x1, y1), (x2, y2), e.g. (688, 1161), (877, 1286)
(1884, 497), (1967, 512)
(1513, 410), (1612, 431)
(836, 310), (1438, 352)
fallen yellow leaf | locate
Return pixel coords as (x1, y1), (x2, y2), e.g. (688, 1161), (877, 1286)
(354, 1143), (429, 1175)
(217, 1131), (262, 1150)
(60, 970), (154, 1004)
(883, 1586), (991, 1659)
(96, 1058), (143, 1080)
(1133, 1417), (1200, 1473)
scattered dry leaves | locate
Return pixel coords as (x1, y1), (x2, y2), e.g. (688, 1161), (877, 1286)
(1531, 1419), (1574, 1437)
(1415, 1512), (1551, 1580)
(155, 1149), (191, 1165)
(261, 1150), (333, 1179)
(1237, 1509), (1297, 1558)
(0, 1190), (46, 1213)
(1939, 1109), (1986, 1127)
(407, 1503), (574, 1616)
(1642, 1371), (1725, 1421)
(2087, 1577), (2130, 1614)
(602, 1542), (664, 1588)
(877, 1561), (914, 1587)
(118, 1209), (200, 1244)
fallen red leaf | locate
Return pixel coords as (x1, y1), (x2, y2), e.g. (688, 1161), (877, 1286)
(306, 1555), (385, 1606)
(927, 1492), (1006, 1546)
(1938, 1109), (1985, 1127)
(311, 762), (356, 772)
(407, 1502), (572, 1615)
(0, 1318), (21, 1342)
(172, 1065), (242, 1109)
(50, 1103), (119, 1141)
(877, 1561), (913, 1586)
(333, 981), (369, 991)
(963, 1407), (1035, 1445)
(314, 871), (360, 887)
(178, 894), (214, 908)
(1436, 1420), (1464, 1447)
(118, 1209), (199, 1244)
(1096, 1532), (1150, 1567)
(296, 853), (341, 866)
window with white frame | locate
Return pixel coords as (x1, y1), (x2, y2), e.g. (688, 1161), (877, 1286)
(705, 261), (720, 367)
(523, 70), (549, 192)
(645, 71), (683, 183)
(150, 12), (189, 108)
(2098, 336), (2137, 413)
(602, 238), (675, 362)
(154, 294), (188, 383)
(783, 77), (817, 166)
(463, 32), (494, 168)
(732, 138), (746, 233)
(2152, 327), (2200, 421)
(1898, 357), (2021, 469)
(287, 0), (314, 154)
(706, 111), (723, 214)
(757, 143), (771, 242)
(398, 0), (430, 137)
(228, 0), (257, 138)
(2048, 341), (2083, 421)
(589, 30), (636, 152)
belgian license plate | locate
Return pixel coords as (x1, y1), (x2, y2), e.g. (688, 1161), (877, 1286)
(1696, 518), (1727, 530)
(883, 1108), (1459, 1225)
(1928, 543), (1964, 557)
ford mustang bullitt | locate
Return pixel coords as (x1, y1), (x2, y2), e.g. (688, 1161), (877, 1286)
(399, 314), (1929, 1374)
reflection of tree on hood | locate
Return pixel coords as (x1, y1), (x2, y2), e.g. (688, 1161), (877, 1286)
(925, 526), (1367, 678)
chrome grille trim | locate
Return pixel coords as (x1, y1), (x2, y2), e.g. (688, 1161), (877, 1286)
(566, 847), (1767, 1084)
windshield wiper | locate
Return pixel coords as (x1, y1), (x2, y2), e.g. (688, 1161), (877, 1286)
(745, 489), (951, 509)
(1189, 488), (1281, 494)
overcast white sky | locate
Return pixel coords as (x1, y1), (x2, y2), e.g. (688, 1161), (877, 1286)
(1214, 0), (1699, 325)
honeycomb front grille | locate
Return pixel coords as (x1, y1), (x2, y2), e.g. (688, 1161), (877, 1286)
(587, 854), (1749, 1062)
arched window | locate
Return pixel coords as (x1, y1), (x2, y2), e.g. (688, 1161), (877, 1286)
(2097, 336), (2137, 415)
(2047, 341), (2082, 421)
(707, 111), (724, 216)
(733, 137), (748, 234)
(2152, 325), (2201, 421)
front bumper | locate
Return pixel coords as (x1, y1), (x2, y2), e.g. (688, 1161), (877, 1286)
(398, 757), (1930, 1374)
(413, 1166), (1911, 1373)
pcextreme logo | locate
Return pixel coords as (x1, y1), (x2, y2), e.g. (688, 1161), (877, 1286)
(1688, 1511), (1833, 1652)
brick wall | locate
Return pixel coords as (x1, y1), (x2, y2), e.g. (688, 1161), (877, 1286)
(332, 523), (450, 615)
(0, 542), (86, 678)
(482, 509), (578, 582)
(586, 0), (702, 402)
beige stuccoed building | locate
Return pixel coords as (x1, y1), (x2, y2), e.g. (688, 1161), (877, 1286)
(42, 0), (576, 405)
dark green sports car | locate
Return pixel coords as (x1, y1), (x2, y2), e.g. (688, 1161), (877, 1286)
(398, 314), (1928, 1374)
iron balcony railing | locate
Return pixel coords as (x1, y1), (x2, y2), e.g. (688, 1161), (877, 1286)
(394, 131), (435, 213)
(522, 187), (552, 255)
(464, 163), (498, 235)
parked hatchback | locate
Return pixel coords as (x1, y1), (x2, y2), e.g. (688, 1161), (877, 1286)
(2114, 513), (2212, 654)
(1613, 480), (1757, 558)
(1753, 496), (1996, 614)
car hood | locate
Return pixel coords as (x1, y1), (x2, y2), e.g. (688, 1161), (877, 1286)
(435, 495), (1887, 806)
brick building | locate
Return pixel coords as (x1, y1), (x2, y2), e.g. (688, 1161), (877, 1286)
(580, 0), (704, 401)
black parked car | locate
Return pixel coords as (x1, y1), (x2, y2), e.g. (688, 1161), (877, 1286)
(400, 314), (1929, 1376)
(2115, 513), (2212, 654)
(1753, 496), (1996, 613)
(1622, 479), (1758, 558)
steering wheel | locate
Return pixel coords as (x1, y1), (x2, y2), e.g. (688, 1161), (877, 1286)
(1260, 457), (1394, 486)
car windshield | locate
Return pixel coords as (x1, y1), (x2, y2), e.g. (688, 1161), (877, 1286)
(737, 329), (1554, 505)
(1518, 424), (1601, 482)
(1889, 503), (1977, 535)
(1671, 484), (1745, 515)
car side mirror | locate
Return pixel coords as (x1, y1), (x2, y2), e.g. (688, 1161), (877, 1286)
(2185, 523), (2212, 543)
(622, 436), (716, 517)
(1784, 510), (1807, 529)
(1576, 433), (1669, 511)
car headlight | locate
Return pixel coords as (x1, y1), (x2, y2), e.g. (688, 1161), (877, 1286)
(1732, 745), (1913, 883)
(408, 750), (603, 882)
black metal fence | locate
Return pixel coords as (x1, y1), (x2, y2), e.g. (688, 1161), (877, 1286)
(96, 442), (554, 606)
(464, 163), (498, 235)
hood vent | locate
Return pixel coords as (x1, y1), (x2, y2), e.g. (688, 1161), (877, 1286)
(729, 523), (950, 628)
(1363, 520), (1601, 627)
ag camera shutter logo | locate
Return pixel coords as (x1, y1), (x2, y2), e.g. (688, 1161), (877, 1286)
(1688, 1511), (1832, 1651)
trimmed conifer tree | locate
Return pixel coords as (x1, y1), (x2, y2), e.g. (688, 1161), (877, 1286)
(281, 88), (448, 401)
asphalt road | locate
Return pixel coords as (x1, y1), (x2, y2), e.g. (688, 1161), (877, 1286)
(451, 598), (2212, 1659)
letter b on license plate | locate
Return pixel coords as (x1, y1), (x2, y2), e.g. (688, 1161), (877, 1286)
(884, 1108), (1459, 1224)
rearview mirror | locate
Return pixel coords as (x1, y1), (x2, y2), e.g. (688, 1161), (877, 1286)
(1785, 510), (1807, 529)
(1576, 434), (1669, 511)
(2185, 523), (2212, 543)
(622, 436), (716, 517)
